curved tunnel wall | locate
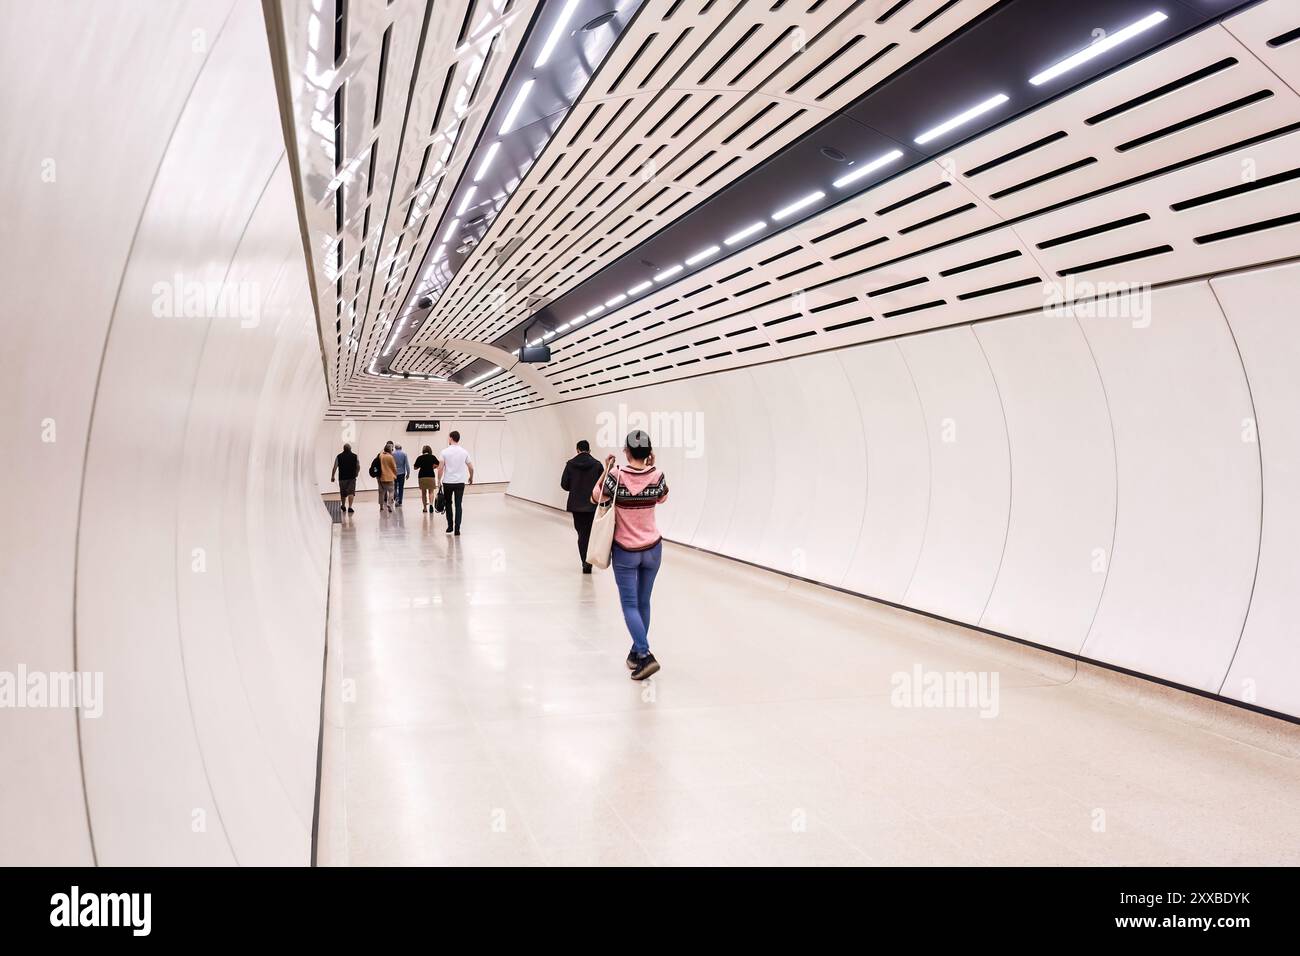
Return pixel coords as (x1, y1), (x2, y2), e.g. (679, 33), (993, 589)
(506, 263), (1300, 719)
(0, 1), (329, 864)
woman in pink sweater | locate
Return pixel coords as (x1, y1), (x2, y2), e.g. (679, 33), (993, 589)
(593, 429), (669, 680)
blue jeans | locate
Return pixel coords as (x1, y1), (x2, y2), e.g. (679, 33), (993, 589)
(612, 541), (662, 658)
(395, 474), (406, 504)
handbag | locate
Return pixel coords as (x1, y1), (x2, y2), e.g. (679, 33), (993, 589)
(434, 487), (446, 514)
(586, 466), (618, 570)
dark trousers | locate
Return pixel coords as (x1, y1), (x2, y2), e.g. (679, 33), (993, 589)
(395, 474), (407, 504)
(443, 483), (465, 531)
(571, 510), (595, 564)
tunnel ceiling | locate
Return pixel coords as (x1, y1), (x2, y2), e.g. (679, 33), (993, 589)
(276, 0), (1300, 418)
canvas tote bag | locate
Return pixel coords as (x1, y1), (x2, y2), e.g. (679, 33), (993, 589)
(586, 466), (619, 570)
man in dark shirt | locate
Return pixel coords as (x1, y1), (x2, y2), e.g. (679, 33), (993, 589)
(560, 439), (604, 573)
(331, 443), (360, 513)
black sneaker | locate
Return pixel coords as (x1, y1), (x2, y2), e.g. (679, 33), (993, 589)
(630, 654), (660, 681)
(582, 563), (593, 574)
(625, 650), (638, 670)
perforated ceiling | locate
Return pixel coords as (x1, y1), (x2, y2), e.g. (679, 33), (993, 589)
(278, 0), (1300, 418)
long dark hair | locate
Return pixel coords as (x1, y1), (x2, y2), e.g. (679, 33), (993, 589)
(625, 429), (652, 462)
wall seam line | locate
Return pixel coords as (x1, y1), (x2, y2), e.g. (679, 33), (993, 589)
(69, 1), (238, 867)
(1206, 278), (1265, 698)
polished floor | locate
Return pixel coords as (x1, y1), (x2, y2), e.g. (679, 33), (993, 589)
(322, 491), (1300, 866)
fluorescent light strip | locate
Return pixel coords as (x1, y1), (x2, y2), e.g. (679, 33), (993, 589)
(586, 306), (605, 317)
(473, 142), (501, 182)
(1030, 12), (1167, 86)
(914, 93), (1009, 145)
(555, 322), (571, 332)
(772, 191), (825, 221)
(442, 218), (460, 242)
(627, 281), (653, 295)
(498, 79), (534, 134)
(724, 221), (767, 245)
(654, 264), (683, 282)
(534, 0), (581, 68)
(455, 187), (477, 215)
(832, 148), (905, 189)
(605, 293), (627, 307)
(685, 245), (721, 266)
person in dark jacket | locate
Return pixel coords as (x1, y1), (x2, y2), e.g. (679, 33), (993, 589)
(560, 440), (604, 573)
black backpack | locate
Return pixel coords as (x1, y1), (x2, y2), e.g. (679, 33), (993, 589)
(368, 456), (381, 479)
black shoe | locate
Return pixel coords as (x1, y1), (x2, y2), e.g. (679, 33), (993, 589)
(454, 530), (461, 536)
(625, 650), (638, 670)
(346, 508), (354, 513)
(582, 563), (592, 574)
(630, 654), (659, 681)
(445, 528), (454, 534)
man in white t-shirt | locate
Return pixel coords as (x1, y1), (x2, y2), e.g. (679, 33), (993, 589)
(435, 430), (474, 535)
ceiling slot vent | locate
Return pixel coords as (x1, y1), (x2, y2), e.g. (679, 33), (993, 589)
(1085, 58), (1238, 126)
(1057, 245), (1174, 276)
(1193, 212), (1300, 245)
(1115, 90), (1274, 152)
(1037, 214), (1151, 250)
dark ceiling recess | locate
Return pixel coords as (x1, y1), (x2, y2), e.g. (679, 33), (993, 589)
(461, 0), (1253, 384)
(583, 11), (618, 31)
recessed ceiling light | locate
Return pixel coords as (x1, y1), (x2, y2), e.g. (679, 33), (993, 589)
(1030, 11), (1168, 86)
(831, 148), (904, 189)
(914, 93), (1009, 146)
(534, 0), (581, 68)
(654, 264), (684, 282)
(820, 146), (848, 162)
(473, 142), (501, 181)
(685, 245), (721, 265)
(773, 191), (825, 220)
(498, 79), (534, 135)
(724, 221), (767, 245)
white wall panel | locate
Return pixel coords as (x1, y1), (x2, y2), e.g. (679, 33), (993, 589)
(1211, 263), (1300, 713)
(975, 311), (1116, 654)
(897, 328), (1012, 625)
(0, 0), (229, 868)
(748, 356), (867, 583)
(836, 342), (931, 603)
(1078, 283), (1260, 691)
(2, 1), (331, 865)
(682, 374), (747, 554)
(74, 0), (328, 866)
